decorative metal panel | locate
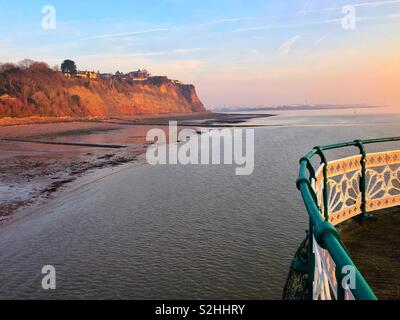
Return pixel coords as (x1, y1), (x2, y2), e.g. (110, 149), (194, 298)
(312, 150), (400, 225)
(313, 235), (337, 300)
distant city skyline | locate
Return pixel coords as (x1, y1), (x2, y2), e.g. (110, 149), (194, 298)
(1, 0), (400, 109)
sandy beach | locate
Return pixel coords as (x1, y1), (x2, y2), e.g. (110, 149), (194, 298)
(0, 113), (271, 223)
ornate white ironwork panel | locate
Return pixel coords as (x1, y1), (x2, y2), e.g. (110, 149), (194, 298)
(313, 236), (337, 300)
(312, 151), (400, 225)
(326, 155), (362, 225)
(313, 156), (363, 225)
(365, 151), (400, 211)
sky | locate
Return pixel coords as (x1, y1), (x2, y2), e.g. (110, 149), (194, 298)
(0, 0), (400, 109)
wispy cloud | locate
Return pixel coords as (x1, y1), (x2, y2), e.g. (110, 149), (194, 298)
(234, 10), (400, 33)
(302, 0), (400, 14)
(277, 35), (301, 55)
(233, 19), (340, 33)
(76, 27), (183, 42)
(200, 17), (256, 26)
(126, 47), (208, 58)
(313, 35), (328, 46)
(75, 17), (254, 43)
(357, 11), (400, 21)
(69, 17), (255, 44)
(79, 47), (209, 60)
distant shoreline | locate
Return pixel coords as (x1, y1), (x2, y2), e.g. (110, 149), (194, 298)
(214, 105), (381, 113)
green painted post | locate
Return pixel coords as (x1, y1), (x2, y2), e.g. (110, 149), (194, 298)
(307, 163), (316, 300)
(355, 140), (367, 218)
(308, 220), (315, 300)
(315, 147), (329, 220)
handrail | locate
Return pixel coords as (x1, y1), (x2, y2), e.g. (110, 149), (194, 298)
(296, 136), (400, 300)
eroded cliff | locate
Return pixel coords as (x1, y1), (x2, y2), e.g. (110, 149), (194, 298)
(0, 63), (206, 118)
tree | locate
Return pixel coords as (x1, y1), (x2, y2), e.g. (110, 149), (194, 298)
(61, 60), (77, 74)
(71, 95), (81, 107)
(0, 63), (19, 73)
(18, 59), (35, 69)
(29, 61), (50, 71)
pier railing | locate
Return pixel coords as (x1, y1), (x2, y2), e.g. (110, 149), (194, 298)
(297, 137), (400, 300)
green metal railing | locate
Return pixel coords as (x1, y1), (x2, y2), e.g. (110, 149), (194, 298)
(297, 137), (400, 300)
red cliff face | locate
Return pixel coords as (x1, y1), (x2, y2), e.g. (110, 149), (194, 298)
(177, 83), (205, 113)
(0, 64), (206, 118)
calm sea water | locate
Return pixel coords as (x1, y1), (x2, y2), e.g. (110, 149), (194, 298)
(1, 109), (400, 300)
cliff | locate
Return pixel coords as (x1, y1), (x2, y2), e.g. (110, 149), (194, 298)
(0, 63), (206, 118)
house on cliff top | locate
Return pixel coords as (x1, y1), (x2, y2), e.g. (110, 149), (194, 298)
(127, 69), (150, 80)
(63, 70), (98, 79)
(63, 67), (151, 82)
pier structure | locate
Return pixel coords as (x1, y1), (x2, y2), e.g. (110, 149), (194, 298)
(290, 137), (400, 300)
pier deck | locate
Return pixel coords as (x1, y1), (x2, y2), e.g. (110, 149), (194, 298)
(338, 207), (400, 300)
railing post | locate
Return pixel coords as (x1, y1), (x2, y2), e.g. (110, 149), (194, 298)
(297, 158), (317, 300)
(354, 140), (367, 218)
(315, 147), (329, 220)
(308, 220), (315, 300)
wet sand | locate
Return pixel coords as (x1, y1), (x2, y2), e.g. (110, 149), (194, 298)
(106, 112), (273, 127)
(0, 122), (147, 223)
(0, 113), (272, 223)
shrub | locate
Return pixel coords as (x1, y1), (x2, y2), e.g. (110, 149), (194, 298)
(71, 95), (81, 106)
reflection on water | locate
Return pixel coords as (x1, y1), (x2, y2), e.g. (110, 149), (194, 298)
(0, 109), (400, 299)
(245, 107), (399, 127)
